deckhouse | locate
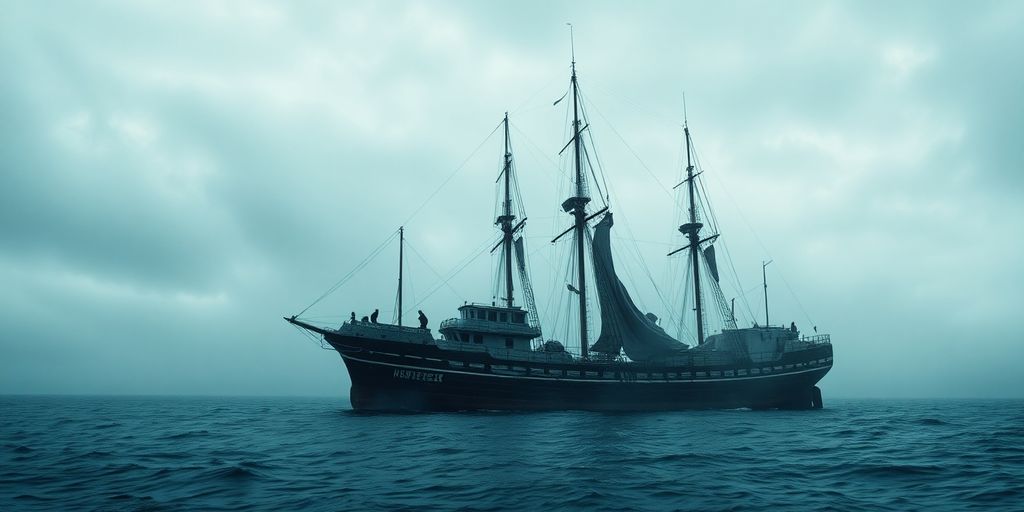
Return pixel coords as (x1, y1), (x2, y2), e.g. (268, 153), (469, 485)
(439, 304), (540, 351)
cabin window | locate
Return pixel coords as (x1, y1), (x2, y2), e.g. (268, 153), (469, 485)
(505, 338), (514, 348)
(499, 312), (508, 322)
(474, 334), (483, 344)
(468, 310), (475, 319)
(514, 312), (525, 323)
(488, 311), (497, 322)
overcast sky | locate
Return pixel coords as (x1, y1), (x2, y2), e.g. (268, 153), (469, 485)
(2, 0), (1022, 398)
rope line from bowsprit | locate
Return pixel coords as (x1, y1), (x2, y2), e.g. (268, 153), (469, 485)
(295, 229), (401, 318)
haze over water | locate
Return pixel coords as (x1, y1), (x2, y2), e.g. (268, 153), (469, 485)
(2, 396), (1022, 511)
(3, 1), (1024, 510)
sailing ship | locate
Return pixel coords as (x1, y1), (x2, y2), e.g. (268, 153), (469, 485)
(286, 53), (833, 411)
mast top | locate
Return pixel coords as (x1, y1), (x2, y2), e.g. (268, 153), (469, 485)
(682, 92), (688, 127)
(567, 23), (576, 72)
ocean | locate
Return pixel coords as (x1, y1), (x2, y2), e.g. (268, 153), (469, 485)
(1, 396), (1022, 511)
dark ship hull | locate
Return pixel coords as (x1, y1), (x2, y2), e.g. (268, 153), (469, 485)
(297, 321), (832, 411)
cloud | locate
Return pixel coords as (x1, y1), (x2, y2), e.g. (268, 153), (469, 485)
(0, 0), (1022, 398)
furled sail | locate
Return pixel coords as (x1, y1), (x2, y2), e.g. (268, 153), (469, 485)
(591, 213), (689, 360)
(704, 244), (720, 283)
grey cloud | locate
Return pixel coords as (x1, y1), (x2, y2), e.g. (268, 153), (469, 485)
(1, 0), (1021, 398)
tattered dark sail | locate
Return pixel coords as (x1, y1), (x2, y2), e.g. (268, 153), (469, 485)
(591, 214), (689, 361)
(704, 244), (720, 283)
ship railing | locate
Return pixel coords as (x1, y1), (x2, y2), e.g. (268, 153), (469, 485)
(342, 321), (434, 342)
(800, 334), (831, 344)
(439, 317), (541, 336)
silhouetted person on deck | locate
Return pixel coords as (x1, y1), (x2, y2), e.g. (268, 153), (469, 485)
(790, 322), (798, 335)
(370, 309), (379, 324)
(418, 310), (428, 329)
(350, 312), (356, 324)
(361, 316), (369, 323)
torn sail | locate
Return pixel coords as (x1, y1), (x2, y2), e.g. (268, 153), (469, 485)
(591, 213), (689, 361)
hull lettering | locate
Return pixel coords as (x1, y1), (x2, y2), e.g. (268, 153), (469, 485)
(393, 368), (444, 383)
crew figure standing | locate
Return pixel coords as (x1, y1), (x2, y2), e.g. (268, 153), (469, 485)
(418, 310), (428, 329)
(350, 312), (356, 324)
(370, 308), (379, 324)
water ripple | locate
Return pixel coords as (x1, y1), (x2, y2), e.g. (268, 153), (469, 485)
(1, 397), (1022, 511)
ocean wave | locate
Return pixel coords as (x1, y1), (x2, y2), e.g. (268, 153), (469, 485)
(159, 430), (210, 440)
(1, 397), (1022, 511)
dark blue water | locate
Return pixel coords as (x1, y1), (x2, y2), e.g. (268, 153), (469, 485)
(2, 397), (1022, 511)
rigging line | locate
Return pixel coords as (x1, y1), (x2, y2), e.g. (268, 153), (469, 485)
(583, 95), (676, 203)
(291, 324), (331, 351)
(510, 75), (564, 116)
(771, 264), (817, 328)
(404, 240), (464, 311)
(509, 123), (560, 185)
(402, 120), (503, 227)
(392, 286), (401, 324)
(579, 144), (604, 206)
(492, 251), (502, 301)
(590, 143), (678, 332)
(586, 78), (686, 129)
(296, 229), (400, 317)
(577, 93), (611, 205)
(408, 233), (501, 310)
(719, 241), (756, 323)
(687, 134), (754, 321)
(612, 236), (676, 247)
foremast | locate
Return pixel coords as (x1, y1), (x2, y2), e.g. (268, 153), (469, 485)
(497, 113), (516, 308)
(494, 112), (538, 335)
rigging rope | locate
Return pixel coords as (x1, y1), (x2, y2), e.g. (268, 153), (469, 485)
(403, 240), (464, 314)
(401, 121), (503, 227)
(407, 233), (502, 311)
(295, 229), (400, 317)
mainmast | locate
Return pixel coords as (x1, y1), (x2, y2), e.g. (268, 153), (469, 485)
(680, 125), (705, 344)
(566, 45), (591, 359)
(497, 113), (515, 309)
(552, 28), (600, 359)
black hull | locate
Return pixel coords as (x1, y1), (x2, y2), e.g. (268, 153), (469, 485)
(323, 330), (833, 412)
